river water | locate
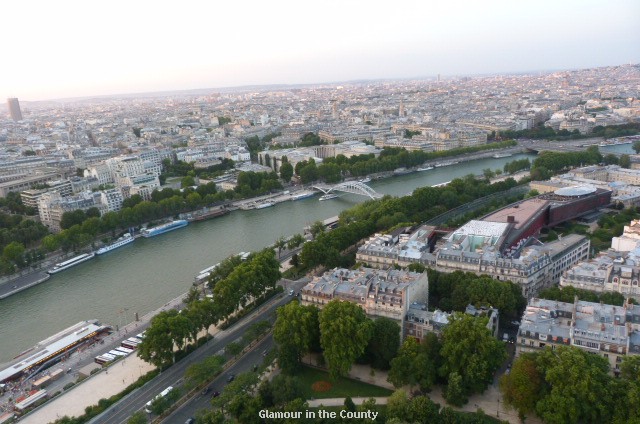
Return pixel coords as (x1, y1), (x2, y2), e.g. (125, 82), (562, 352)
(4, 148), (626, 362)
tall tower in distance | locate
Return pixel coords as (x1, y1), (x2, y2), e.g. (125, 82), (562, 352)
(7, 98), (23, 121)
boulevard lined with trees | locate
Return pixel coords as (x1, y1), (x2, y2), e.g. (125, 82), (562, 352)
(137, 248), (281, 368)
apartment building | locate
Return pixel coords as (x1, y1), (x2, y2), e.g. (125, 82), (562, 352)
(560, 220), (640, 301)
(38, 191), (104, 232)
(300, 267), (429, 323)
(516, 298), (640, 373)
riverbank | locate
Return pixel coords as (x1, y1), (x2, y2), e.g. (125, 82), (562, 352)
(0, 150), (538, 363)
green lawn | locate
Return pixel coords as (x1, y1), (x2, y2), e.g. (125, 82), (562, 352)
(297, 366), (392, 399)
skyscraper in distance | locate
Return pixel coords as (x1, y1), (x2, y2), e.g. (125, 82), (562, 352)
(7, 98), (23, 121)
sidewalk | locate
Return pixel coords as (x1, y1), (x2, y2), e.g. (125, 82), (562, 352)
(22, 356), (155, 424)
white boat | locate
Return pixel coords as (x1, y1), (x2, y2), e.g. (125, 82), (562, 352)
(492, 153), (513, 159)
(290, 191), (316, 201)
(255, 201), (275, 209)
(434, 161), (460, 168)
(319, 193), (340, 201)
(417, 166), (434, 171)
(141, 220), (188, 238)
(96, 233), (134, 255)
(48, 253), (96, 274)
(358, 177), (371, 183)
(393, 167), (412, 175)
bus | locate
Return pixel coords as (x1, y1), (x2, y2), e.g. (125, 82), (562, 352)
(145, 386), (173, 413)
(115, 347), (133, 355)
(121, 340), (138, 350)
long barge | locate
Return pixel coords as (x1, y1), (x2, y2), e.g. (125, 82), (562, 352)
(47, 253), (96, 274)
(141, 220), (188, 238)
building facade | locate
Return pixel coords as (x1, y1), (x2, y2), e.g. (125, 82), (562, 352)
(516, 298), (640, 373)
(6, 98), (22, 121)
(300, 267), (429, 325)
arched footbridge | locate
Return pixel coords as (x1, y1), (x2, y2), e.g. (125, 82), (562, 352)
(312, 181), (383, 200)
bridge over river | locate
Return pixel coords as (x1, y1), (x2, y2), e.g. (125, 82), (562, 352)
(312, 180), (383, 199)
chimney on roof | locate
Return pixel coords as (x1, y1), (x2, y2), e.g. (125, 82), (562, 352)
(507, 216), (515, 223)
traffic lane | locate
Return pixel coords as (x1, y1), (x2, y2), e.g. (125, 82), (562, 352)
(97, 293), (290, 423)
(166, 335), (275, 424)
(0, 271), (49, 298)
(102, 323), (272, 424)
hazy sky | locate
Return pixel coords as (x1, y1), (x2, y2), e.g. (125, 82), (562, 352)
(3, 0), (639, 101)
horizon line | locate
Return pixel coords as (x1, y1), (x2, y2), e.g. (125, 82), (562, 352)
(10, 62), (640, 104)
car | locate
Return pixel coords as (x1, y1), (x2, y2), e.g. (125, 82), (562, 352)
(510, 320), (521, 326)
(211, 391), (220, 398)
(502, 333), (509, 342)
(262, 350), (268, 356)
(185, 418), (195, 424)
(289, 289), (294, 296)
(509, 337), (516, 344)
(227, 374), (235, 382)
(201, 386), (210, 395)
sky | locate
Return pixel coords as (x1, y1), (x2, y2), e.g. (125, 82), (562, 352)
(2, 0), (639, 101)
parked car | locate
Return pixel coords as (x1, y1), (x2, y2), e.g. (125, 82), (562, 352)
(211, 391), (220, 398)
(227, 374), (235, 383)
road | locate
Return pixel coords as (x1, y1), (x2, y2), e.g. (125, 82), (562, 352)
(166, 335), (275, 423)
(94, 282), (306, 424)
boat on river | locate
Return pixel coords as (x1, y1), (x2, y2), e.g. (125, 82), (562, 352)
(319, 193), (340, 201)
(141, 220), (189, 238)
(48, 253), (96, 274)
(96, 233), (134, 255)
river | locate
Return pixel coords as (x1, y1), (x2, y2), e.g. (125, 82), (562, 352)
(0, 150), (578, 362)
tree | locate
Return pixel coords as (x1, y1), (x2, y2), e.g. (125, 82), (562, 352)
(499, 353), (543, 417)
(619, 154), (631, 169)
(633, 140), (640, 154)
(137, 310), (179, 366)
(127, 411), (147, 424)
(270, 374), (306, 405)
(280, 161), (294, 182)
(344, 396), (356, 412)
(534, 347), (613, 424)
(184, 286), (200, 305)
(273, 302), (319, 373)
(408, 396), (440, 423)
(439, 313), (506, 397)
(388, 333), (440, 391)
(386, 389), (411, 422)
(309, 221), (325, 239)
(364, 318), (400, 370)
(444, 372), (466, 406)
(287, 233), (306, 250)
(185, 355), (226, 388)
(275, 236), (287, 259)
(181, 175), (196, 188)
(3, 241), (25, 263)
(319, 300), (373, 379)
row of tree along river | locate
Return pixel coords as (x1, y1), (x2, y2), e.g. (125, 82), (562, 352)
(0, 151), (580, 362)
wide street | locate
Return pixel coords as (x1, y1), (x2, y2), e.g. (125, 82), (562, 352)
(165, 334), (275, 424)
(93, 279), (307, 424)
